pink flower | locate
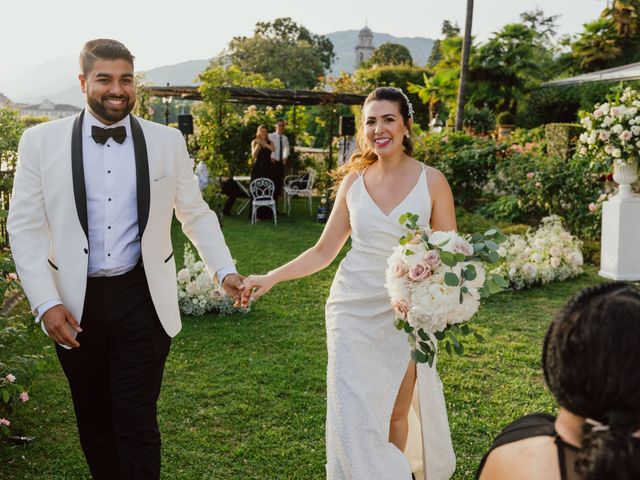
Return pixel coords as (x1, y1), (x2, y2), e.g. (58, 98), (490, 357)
(598, 130), (610, 141)
(424, 250), (441, 269)
(0, 418), (10, 427)
(393, 299), (410, 320)
(620, 130), (633, 141)
(7, 272), (17, 281)
(453, 239), (474, 257)
(526, 172), (535, 179)
(19, 392), (29, 403)
(5, 374), (16, 383)
(393, 262), (408, 278)
(408, 262), (432, 282)
(588, 202), (597, 212)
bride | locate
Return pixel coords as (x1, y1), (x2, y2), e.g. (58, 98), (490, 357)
(241, 87), (457, 479)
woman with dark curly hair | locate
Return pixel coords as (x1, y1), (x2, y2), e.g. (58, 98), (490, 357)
(477, 282), (640, 480)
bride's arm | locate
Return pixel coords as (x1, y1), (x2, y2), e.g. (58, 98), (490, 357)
(241, 171), (359, 302)
(426, 166), (457, 231)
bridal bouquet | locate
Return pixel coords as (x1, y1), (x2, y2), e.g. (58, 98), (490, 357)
(177, 244), (249, 316)
(385, 213), (507, 365)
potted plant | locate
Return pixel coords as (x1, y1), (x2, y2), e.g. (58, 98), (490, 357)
(496, 111), (515, 140)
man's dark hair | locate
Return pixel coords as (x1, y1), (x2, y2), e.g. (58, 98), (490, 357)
(79, 39), (135, 75)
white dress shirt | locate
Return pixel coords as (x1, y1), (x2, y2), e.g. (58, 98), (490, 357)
(268, 132), (290, 162)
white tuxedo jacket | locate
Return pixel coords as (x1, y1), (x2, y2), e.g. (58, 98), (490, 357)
(7, 111), (234, 337)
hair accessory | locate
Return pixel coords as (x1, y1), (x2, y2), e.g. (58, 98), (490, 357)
(585, 418), (610, 432)
(392, 87), (414, 120)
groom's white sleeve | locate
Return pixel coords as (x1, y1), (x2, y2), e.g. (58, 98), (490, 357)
(7, 128), (61, 314)
(170, 128), (236, 279)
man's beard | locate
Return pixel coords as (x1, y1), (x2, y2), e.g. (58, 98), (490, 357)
(86, 90), (135, 124)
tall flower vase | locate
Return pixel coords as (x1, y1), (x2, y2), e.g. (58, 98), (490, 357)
(612, 160), (639, 199)
(600, 159), (640, 280)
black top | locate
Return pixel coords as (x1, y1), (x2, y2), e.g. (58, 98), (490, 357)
(250, 141), (273, 181)
(476, 413), (581, 480)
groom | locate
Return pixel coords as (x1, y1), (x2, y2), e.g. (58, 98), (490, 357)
(7, 39), (244, 479)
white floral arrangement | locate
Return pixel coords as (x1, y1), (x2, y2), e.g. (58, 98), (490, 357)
(177, 244), (249, 316)
(493, 216), (583, 290)
(579, 86), (640, 169)
(385, 213), (507, 365)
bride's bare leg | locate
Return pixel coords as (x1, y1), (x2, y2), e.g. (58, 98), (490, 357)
(389, 361), (417, 451)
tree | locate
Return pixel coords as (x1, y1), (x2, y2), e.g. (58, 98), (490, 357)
(571, 18), (622, 71)
(363, 43), (413, 67)
(427, 20), (461, 68)
(407, 71), (457, 123)
(455, 0), (474, 131)
(224, 17), (335, 89)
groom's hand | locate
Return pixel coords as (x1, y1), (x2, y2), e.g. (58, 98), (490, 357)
(221, 273), (245, 305)
(42, 305), (82, 348)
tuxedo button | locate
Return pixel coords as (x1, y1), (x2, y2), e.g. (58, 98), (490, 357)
(84, 248), (88, 254)
(108, 226), (111, 229)
(107, 170), (111, 174)
(107, 253), (111, 257)
(108, 198), (111, 202)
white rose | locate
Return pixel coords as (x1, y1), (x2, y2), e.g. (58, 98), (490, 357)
(550, 257), (561, 268)
(196, 272), (211, 290)
(612, 124), (624, 134)
(550, 246), (562, 257)
(579, 132), (588, 143)
(531, 252), (542, 263)
(632, 126), (640, 136)
(523, 263), (537, 278)
(186, 282), (200, 296)
(177, 269), (191, 282)
(612, 148), (622, 158)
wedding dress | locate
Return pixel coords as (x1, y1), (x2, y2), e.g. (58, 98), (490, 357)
(325, 164), (456, 479)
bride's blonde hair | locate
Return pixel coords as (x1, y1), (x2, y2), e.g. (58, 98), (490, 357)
(332, 87), (415, 188)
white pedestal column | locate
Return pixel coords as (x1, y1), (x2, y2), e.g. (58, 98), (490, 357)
(599, 195), (640, 280)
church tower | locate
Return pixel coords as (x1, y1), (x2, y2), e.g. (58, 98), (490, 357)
(355, 24), (375, 69)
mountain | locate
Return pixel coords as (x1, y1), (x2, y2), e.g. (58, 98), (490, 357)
(1, 30), (434, 107)
(326, 30), (435, 76)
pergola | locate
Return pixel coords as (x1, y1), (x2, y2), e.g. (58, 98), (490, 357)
(145, 85), (365, 166)
(541, 61), (640, 87)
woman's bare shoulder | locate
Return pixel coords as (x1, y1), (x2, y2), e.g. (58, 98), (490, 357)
(480, 436), (560, 480)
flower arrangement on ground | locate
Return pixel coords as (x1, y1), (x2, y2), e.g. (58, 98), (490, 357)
(579, 85), (640, 170)
(385, 213), (507, 365)
(177, 244), (249, 316)
(493, 215), (583, 290)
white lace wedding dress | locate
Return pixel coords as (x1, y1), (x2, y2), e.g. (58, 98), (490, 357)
(325, 165), (456, 479)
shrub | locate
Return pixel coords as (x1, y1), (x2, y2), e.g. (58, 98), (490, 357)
(496, 111), (515, 125)
(463, 105), (495, 135)
(421, 132), (506, 209)
(545, 123), (581, 160)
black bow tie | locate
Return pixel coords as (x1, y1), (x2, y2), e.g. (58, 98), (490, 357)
(92, 125), (127, 145)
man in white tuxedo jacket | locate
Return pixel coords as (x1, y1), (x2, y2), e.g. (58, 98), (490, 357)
(7, 39), (244, 480)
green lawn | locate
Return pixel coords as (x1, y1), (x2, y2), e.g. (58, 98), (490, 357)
(0, 199), (604, 479)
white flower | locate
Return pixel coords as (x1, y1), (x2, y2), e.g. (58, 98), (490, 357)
(612, 148), (622, 158)
(632, 126), (640, 136)
(177, 269), (191, 283)
(612, 124), (624, 134)
(531, 252), (542, 263)
(196, 272), (211, 290)
(186, 282), (200, 296)
(192, 261), (204, 272)
(550, 257), (561, 268)
(579, 132), (589, 143)
(523, 263), (537, 278)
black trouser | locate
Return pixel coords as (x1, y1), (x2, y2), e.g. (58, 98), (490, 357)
(56, 263), (171, 480)
(272, 161), (284, 203)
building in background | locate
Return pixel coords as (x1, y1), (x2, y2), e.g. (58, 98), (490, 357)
(355, 25), (375, 69)
(15, 99), (80, 120)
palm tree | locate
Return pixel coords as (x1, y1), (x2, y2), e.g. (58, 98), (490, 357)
(572, 18), (622, 71)
(455, 0), (474, 131)
(407, 72), (457, 124)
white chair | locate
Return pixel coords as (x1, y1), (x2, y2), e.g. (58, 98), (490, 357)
(283, 168), (316, 215)
(250, 177), (277, 225)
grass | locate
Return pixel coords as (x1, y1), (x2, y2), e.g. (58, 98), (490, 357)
(0, 199), (605, 479)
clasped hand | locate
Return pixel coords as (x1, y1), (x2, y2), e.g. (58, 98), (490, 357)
(237, 274), (275, 307)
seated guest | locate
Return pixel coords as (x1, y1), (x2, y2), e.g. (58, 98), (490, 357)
(477, 282), (640, 480)
(219, 177), (250, 215)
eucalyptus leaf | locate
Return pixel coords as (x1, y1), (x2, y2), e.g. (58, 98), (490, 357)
(440, 251), (457, 267)
(411, 349), (428, 363)
(434, 330), (446, 341)
(486, 251), (500, 263)
(463, 264), (477, 281)
(494, 275), (509, 288)
(403, 323), (414, 333)
(474, 332), (485, 343)
(473, 242), (485, 253)
(461, 324), (471, 335)
(394, 318), (405, 330)
(484, 228), (497, 236)
(405, 249), (415, 256)
(453, 343), (464, 355)
(399, 213), (409, 225)
(485, 240), (499, 251)
(445, 341), (452, 355)
(444, 272), (459, 287)
(417, 329), (429, 341)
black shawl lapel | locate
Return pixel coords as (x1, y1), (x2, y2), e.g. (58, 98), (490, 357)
(71, 110), (88, 239)
(130, 115), (150, 239)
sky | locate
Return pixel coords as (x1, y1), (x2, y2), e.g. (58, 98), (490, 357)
(2, 0), (607, 81)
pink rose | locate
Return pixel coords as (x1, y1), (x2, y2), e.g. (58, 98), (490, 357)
(393, 262), (408, 278)
(453, 239), (474, 257)
(588, 202), (597, 212)
(527, 172), (535, 179)
(19, 392), (29, 403)
(5, 374), (15, 383)
(424, 250), (441, 269)
(393, 299), (410, 320)
(0, 418), (9, 427)
(7, 272), (17, 281)
(408, 262), (432, 282)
